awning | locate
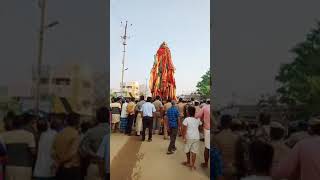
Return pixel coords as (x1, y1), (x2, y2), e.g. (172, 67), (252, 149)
(51, 96), (72, 114)
(51, 96), (93, 116)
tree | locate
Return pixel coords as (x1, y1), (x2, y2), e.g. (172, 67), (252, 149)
(196, 69), (211, 99)
(276, 21), (320, 117)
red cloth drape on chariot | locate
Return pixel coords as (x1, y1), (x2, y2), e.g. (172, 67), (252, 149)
(149, 42), (176, 100)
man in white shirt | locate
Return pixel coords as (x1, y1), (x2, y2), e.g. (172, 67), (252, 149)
(141, 97), (156, 142)
(120, 99), (128, 133)
(34, 118), (58, 179)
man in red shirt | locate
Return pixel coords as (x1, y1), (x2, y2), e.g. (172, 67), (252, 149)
(272, 116), (320, 180)
(196, 99), (211, 168)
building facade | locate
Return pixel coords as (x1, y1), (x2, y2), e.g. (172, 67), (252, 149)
(120, 81), (140, 98)
(32, 64), (95, 116)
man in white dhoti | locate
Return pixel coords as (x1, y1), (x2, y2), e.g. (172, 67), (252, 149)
(135, 96), (145, 136)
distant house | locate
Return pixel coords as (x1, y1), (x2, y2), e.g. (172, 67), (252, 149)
(220, 103), (296, 125)
(178, 92), (202, 101)
(237, 105), (259, 120)
(220, 104), (259, 122)
(120, 81), (140, 98)
(31, 63), (95, 116)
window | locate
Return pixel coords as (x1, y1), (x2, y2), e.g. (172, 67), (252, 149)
(54, 78), (70, 85)
(40, 78), (49, 84)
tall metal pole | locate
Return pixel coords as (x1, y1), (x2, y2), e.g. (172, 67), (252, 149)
(120, 21), (129, 97)
(35, 0), (47, 118)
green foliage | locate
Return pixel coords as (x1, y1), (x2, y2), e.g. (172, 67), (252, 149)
(196, 69), (211, 98)
(276, 21), (320, 117)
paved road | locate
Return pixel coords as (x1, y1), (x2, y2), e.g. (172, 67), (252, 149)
(111, 133), (210, 180)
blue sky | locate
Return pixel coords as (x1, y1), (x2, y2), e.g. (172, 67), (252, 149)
(110, 0), (210, 95)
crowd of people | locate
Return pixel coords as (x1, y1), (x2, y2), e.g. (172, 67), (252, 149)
(110, 95), (211, 171)
(211, 111), (320, 180)
(4, 94), (319, 180)
(0, 107), (110, 180)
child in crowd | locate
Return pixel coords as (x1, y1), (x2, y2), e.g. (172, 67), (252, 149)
(182, 106), (202, 170)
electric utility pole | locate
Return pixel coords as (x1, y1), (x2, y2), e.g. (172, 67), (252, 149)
(120, 21), (132, 96)
(35, 0), (47, 118)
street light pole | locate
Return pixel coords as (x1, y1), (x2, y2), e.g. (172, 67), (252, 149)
(121, 41), (126, 96)
(120, 21), (131, 97)
(35, 0), (47, 118)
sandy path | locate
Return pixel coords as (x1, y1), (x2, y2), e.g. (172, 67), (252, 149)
(111, 133), (210, 180)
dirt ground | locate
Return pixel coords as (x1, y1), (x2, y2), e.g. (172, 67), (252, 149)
(111, 133), (210, 180)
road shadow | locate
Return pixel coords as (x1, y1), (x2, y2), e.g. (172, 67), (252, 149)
(111, 135), (143, 180)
